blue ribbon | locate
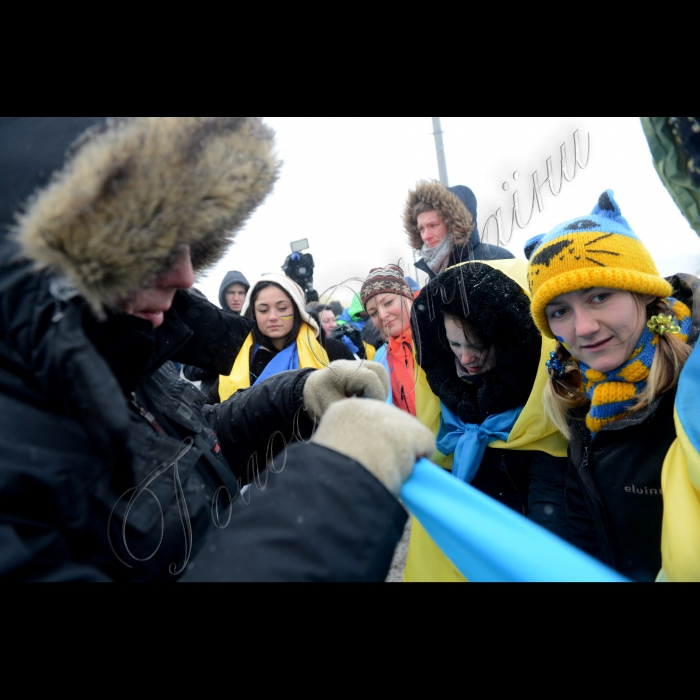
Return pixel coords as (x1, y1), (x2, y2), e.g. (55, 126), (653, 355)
(373, 345), (393, 406)
(437, 403), (523, 483)
(677, 343), (700, 454)
(400, 459), (629, 583)
(253, 344), (299, 387)
(341, 334), (360, 355)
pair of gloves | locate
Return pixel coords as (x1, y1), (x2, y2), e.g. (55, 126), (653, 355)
(302, 361), (434, 497)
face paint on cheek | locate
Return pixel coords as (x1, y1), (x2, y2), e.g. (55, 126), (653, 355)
(555, 336), (572, 353)
(280, 314), (294, 321)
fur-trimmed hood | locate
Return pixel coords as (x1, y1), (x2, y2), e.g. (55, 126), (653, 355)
(9, 117), (279, 318)
(404, 181), (478, 252)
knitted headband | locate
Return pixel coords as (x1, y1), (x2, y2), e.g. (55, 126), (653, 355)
(360, 265), (414, 309)
(525, 190), (673, 339)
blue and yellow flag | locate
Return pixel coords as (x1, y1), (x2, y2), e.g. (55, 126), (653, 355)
(659, 345), (700, 582)
(642, 116), (700, 582)
(219, 323), (328, 402)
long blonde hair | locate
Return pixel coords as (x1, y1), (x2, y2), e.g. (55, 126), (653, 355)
(544, 297), (692, 440)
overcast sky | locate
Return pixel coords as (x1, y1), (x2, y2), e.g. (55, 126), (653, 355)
(196, 117), (700, 307)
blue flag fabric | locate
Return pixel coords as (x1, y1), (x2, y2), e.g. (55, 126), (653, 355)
(253, 344), (299, 387)
(401, 459), (629, 583)
(437, 403), (524, 483)
(341, 334), (360, 355)
(373, 345), (394, 406)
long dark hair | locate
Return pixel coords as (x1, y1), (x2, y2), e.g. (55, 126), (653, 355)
(309, 305), (335, 345)
(245, 281), (302, 352)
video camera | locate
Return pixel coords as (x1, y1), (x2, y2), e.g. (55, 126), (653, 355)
(282, 239), (319, 303)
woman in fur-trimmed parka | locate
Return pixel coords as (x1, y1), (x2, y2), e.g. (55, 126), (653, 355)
(404, 181), (514, 281)
(404, 259), (568, 582)
(0, 117), (434, 582)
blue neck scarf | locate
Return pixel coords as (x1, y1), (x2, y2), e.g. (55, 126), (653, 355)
(253, 343), (299, 387)
(437, 403), (524, 483)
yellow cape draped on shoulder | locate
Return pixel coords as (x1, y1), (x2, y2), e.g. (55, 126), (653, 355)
(659, 410), (700, 582)
(219, 322), (329, 402)
(405, 259), (567, 583)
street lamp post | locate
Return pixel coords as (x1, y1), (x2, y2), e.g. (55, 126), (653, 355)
(432, 117), (449, 187)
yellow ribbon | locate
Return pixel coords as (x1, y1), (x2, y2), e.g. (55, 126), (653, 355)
(659, 410), (700, 582)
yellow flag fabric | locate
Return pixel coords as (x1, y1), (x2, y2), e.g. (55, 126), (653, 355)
(659, 416), (700, 582)
(219, 322), (329, 402)
(405, 259), (567, 583)
(364, 343), (377, 362)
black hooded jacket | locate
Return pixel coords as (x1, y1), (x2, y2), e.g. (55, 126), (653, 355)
(184, 271), (252, 392)
(218, 270), (250, 310)
(0, 117), (407, 582)
(412, 263), (567, 526)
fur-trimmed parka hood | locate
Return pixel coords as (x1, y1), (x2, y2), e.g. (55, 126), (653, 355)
(404, 181), (478, 252)
(7, 117), (279, 318)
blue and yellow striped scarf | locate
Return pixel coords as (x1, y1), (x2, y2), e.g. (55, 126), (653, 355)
(578, 299), (692, 435)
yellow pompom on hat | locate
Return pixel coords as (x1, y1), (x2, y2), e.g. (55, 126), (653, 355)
(526, 190), (673, 339)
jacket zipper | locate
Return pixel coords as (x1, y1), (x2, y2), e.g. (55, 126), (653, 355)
(575, 421), (592, 467)
(131, 394), (167, 435)
(573, 420), (617, 567)
(501, 456), (520, 493)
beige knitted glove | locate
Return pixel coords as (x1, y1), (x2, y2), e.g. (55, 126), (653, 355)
(311, 400), (435, 497)
(303, 361), (390, 422)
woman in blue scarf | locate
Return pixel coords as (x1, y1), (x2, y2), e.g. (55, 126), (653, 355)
(219, 274), (330, 401)
(413, 259), (568, 518)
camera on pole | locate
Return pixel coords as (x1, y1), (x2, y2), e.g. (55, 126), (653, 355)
(283, 239), (319, 303)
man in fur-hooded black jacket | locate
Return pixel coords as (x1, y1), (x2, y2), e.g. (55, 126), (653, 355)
(0, 117), (433, 582)
(405, 181), (514, 281)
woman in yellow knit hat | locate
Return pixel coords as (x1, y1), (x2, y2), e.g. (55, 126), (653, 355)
(526, 190), (700, 582)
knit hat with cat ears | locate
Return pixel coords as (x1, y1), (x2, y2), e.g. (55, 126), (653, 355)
(525, 190), (672, 339)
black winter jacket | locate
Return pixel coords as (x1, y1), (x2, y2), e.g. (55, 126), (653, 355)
(0, 240), (407, 582)
(535, 274), (700, 582)
(470, 447), (568, 535)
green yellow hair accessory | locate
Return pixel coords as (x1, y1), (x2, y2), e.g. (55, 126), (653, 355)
(647, 314), (682, 337)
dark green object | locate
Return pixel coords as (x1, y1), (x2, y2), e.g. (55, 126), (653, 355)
(641, 116), (700, 234)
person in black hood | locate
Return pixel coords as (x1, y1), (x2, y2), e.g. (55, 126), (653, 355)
(219, 270), (250, 314)
(0, 117), (435, 582)
(184, 270), (252, 392)
(412, 260), (567, 519)
(405, 259), (569, 582)
(404, 181), (514, 281)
